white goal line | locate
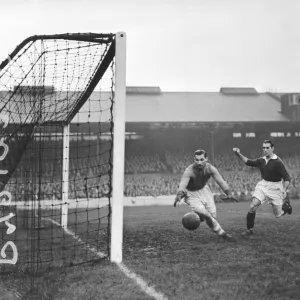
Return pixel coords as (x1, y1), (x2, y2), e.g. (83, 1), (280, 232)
(43, 215), (168, 300)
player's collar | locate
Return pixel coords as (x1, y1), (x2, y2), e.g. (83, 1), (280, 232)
(263, 154), (278, 162)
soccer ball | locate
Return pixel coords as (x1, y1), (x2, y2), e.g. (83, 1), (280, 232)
(182, 212), (201, 231)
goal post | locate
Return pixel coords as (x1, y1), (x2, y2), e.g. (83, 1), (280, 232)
(59, 32), (127, 261)
(110, 32), (127, 263)
(58, 32), (127, 261)
(61, 124), (70, 228)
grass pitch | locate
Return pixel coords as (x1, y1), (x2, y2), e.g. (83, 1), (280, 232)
(1, 200), (300, 300)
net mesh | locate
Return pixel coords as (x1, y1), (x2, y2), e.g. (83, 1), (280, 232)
(0, 33), (116, 276)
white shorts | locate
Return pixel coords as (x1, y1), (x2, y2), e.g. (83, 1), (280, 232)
(185, 185), (216, 218)
(253, 179), (284, 206)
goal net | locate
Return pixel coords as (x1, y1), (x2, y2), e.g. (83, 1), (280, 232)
(0, 33), (126, 278)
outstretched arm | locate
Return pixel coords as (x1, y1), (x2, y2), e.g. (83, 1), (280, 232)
(233, 148), (260, 168)
(177, 170), (190, 192)
(233, 148), (249, 164)
(174, 169), (190, 207)
(211, 166), (238, 201)
(211, 166), (229, 192)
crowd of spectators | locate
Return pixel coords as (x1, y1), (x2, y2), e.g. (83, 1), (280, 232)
(123, 146), (300, 199)
(5, 138), (300, 201)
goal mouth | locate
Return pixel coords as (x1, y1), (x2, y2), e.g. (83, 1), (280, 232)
(0, 32), (126, 280)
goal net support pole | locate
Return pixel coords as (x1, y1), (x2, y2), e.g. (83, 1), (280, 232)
(110, 32), (127, 263)
(61, 124), (70, 228)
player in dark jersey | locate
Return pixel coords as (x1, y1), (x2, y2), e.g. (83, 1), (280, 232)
(233, 140), (292, 237)
(174, 149), (238, 241)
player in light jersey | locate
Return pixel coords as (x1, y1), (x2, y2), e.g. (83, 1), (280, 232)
(174, 149), (238, 241)
(233, 140), (292, 237)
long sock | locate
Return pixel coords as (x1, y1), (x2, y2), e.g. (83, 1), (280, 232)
(246, 212), (256, 230)
(206, 217), (225, 236)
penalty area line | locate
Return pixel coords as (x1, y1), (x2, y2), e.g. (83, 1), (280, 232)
(43, 217), (169, 300)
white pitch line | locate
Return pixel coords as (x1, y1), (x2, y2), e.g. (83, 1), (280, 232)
(43, 217), (168, 300)
(116, 262), (168, 300)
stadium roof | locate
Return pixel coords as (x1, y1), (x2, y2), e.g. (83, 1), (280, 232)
(126, 86), (162, 94)
(0, 88), (290, 124)
(82, 90), (289, 123)
(220, 87), (258, 95)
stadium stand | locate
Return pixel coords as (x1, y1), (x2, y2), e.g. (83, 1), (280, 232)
(4, 87), (300, 201)
(6, 139), (300, 201)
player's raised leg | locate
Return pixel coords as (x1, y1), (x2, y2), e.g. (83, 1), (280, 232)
(271, 204), (285, 218)
(267, 183), (292, 217)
